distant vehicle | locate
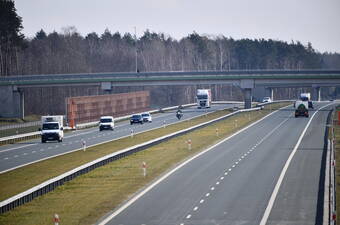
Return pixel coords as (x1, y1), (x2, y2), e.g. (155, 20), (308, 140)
(300, 93), (310, 101)
(300, 92), (313, 109)
(99, 116), (114, 131)
(130, 114), (143, 125)
(141, 112), (152, 123)
(262, 97), (272, 103)
(40, 115), (64, 143)
(197, 89), (212, 108)
(295, 100), (309, 118)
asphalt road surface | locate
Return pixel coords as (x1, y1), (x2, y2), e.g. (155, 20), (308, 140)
(98, 101), (335, 225)
(0, 103), (239, 173)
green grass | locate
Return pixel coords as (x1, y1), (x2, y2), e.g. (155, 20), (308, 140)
(0, 103), (289, 225)
(0, 115), (40, 125)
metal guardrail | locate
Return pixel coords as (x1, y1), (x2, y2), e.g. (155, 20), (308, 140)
(0, 121), (41, 131)
(0, 105), (266, 214)
(328, 110), (336, 225)
(1, 70), (340, 86)
(0, 132), (41, 145)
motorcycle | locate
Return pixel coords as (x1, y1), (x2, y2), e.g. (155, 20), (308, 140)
(176, 111), (183, 120)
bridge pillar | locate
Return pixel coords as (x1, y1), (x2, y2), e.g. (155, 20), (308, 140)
(0, 86), (24, 118)
(312, 86), (321, 101)
(265, 87), (274, 101)
(243, 88), (252, 109)
(240, 79), (254, 109)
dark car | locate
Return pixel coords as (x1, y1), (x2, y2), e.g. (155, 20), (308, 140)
(130, 114), (143, 125)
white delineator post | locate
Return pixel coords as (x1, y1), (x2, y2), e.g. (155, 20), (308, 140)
(163, 120), (166, 128)
(187, 139), (192, 150)
(54, 214), (60, 225)
(215, 128), (219, 137)
(82, 140), (86, 151)
(130, 129), (134, 138)
(142, 161), (147, 177)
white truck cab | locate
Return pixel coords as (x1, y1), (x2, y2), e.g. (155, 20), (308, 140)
(99, 116), (114, 131)
(197, 89), (212, 108)
(40, 116), (64, 143)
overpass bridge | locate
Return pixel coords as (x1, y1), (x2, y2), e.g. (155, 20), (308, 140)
(1, 70), (340, 117)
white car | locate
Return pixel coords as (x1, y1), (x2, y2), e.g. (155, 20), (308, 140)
(262, 97), (272, 103)
(99, 116), (114, 131)
(141, 112), (152, 123)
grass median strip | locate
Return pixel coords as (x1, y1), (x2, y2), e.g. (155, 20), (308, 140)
(0, 103), (289, 225)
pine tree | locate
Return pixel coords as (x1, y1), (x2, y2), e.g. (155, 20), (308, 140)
(0, 0), (25, 76)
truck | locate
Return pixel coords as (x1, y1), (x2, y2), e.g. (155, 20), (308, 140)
(40, 116), (64, 143)
(294, 100), (309, 118)
(197, 89), (212, 108)
(300, 92), (313, 109)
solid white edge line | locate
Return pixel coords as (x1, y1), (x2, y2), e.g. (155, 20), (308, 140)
(97, 105), (287, 225)
(259, 102), (334, 225)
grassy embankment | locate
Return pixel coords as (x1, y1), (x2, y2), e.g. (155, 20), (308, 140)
(0, 103), (290, 225)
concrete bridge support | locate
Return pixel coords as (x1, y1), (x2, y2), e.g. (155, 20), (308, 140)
(240, 79), (254, 109)
(265, 87), (274, 101)
(312, 86), (321, 101)
(0, 86), (24, 118)
(243, 88), (252, 109)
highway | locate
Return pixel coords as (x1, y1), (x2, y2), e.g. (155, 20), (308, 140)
(98, 101), (335, 225)
(0, 103), (238, 173)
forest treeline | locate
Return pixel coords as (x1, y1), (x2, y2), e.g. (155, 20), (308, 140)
(1, 0), (339, 116)
(2, 26), (340, 76)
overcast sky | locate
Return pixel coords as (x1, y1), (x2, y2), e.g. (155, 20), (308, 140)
(15, 0), (340, 53)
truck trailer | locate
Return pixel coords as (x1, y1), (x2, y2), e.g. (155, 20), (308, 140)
(197, 89), (212, 108)
(294, 100), (309, 118)
(40, 115), (64, 143)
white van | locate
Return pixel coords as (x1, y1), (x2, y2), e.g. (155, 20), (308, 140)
(99, 116), (114, 131)
(40, 115), (64, 143)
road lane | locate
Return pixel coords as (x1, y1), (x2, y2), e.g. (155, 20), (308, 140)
(99, 102), (334, 225)
(266, 104), (333, 225)
(0, 104), (238, 173)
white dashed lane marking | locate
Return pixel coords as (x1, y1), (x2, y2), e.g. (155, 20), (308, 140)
(186, 214), (191, 219)
(200, 199), (204, 204)
(193, 206), (198, 211)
